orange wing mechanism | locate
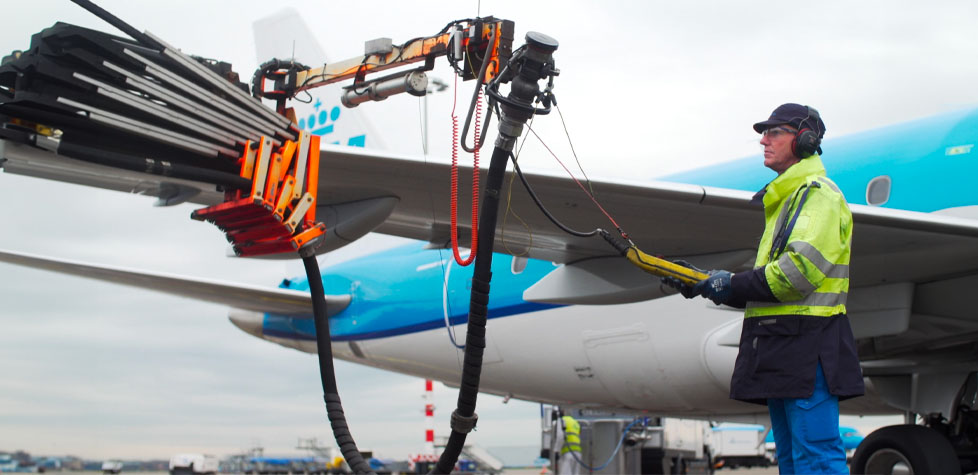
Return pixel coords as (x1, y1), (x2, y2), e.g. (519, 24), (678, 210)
(192, 17), (512, 258)
(191, 131), (325, 257)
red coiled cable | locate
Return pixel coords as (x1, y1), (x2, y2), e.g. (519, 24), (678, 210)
(450, 77), (481, 266)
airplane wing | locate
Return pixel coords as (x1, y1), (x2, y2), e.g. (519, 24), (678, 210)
(0, 248), (350, 317)
(5, 140), (978, 301)
(3, 138), (978, 378)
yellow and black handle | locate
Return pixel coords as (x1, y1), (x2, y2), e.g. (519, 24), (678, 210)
(599, 230), (709, 286)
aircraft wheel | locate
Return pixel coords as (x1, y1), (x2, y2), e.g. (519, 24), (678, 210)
(851, 424), (960, 475)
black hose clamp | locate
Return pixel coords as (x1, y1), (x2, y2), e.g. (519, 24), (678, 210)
(251, 59), (310, 100)
(599, 229), (631, 256)
(450, 409), (479, 433)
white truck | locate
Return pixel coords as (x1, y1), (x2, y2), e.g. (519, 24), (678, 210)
(101, 460), (124, 474)
(169, 454), (219, 475)
(708, 423), (773, 469)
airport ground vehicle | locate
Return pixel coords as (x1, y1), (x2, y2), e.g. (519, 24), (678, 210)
(168, 454), (218, 475)
(709, 424), (771, 470)
(541, 407), (713, 474)
(100, 460), (123, 474)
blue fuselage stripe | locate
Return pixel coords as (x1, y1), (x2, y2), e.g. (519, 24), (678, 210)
(264, 245), (561, 341)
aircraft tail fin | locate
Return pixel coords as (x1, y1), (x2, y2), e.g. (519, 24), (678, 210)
(252, 8), (387, 150)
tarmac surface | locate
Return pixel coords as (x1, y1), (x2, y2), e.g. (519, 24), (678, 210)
(504, 467), (779, 474)
(56, 467), (782, 474)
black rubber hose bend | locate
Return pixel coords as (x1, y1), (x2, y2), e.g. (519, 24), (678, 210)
(301, 251), (376, 475)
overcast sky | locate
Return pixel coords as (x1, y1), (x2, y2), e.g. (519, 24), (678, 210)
(2, 0), (977, 461)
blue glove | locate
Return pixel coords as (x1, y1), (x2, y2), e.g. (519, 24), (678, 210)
(691, 270), (733, 305)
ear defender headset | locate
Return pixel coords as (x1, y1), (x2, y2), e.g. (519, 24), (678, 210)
(792, 106), (822, 158)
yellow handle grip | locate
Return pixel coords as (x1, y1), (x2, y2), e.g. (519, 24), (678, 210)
(624, 247), (710, 286)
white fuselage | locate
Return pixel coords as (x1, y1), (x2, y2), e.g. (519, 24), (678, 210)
(257, 292), (889, 419)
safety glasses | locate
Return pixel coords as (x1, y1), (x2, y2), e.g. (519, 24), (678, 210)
(762, 126), (797, 139)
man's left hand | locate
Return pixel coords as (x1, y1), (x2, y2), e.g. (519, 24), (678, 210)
(691, 270), (733, 305)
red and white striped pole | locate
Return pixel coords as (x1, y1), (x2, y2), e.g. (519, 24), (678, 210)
(424, 379), (435, 455)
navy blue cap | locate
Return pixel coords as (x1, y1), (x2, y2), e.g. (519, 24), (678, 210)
(753, 103), (826, 137)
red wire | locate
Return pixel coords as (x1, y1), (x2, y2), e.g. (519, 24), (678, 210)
(527, 127), (626, 235)
(450, 77), (481, 266)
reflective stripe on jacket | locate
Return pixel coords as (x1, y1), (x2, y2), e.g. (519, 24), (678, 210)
(745, 155), (852, 318)
(561, 416), (581, 454)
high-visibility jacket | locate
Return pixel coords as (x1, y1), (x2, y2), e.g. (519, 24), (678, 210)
(745, 155), (851, 318)
(560, 416), (581, 454)
(728, 155), (864, 403)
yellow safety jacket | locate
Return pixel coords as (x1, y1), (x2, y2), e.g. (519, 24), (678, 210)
(729, 155), (864, 403)
(745, 155), (851, 318)
(560, 415), (581, 454)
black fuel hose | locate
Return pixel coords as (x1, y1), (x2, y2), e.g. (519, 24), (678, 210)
(432, 145), (510, 474)
(301, 250), (376, 475)
(433, 30), (558, 474)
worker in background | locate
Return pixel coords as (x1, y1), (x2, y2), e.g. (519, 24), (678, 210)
(666, 104), (864, 474)
(554, 409), (582, 475)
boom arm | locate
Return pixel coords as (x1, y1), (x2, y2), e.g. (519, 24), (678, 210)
(298, 19), (512, 91)
(253, 18), (513, 111)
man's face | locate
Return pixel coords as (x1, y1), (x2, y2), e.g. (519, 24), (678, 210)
(759, 126), (800, 174)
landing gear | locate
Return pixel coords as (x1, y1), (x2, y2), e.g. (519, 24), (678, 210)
(851, 425), (960, 475)
(855, 371), (978, 474)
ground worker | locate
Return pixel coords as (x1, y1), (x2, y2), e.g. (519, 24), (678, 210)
(554, 410), (582, 475)
(667, 104), (864, 474)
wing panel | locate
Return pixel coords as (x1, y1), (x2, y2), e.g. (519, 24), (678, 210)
(317, 145), (766, 263)
(6, 138), (978, 288)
